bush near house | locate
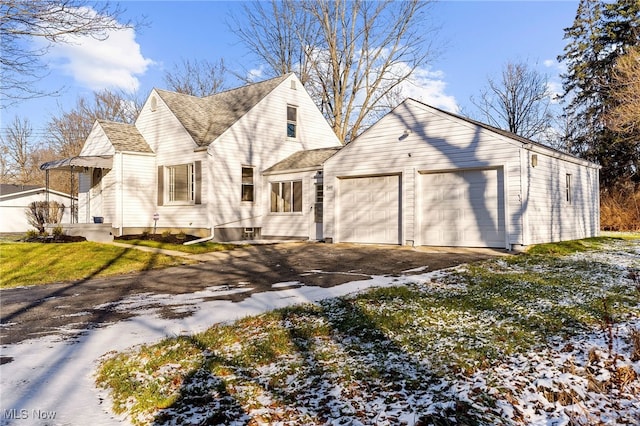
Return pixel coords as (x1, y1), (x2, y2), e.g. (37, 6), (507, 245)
(25, 201), (65, 233)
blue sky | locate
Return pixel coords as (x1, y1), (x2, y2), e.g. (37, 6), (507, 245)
(2, 0), (578, 141)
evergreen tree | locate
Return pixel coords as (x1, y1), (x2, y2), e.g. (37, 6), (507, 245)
(558, 0), (640, 190)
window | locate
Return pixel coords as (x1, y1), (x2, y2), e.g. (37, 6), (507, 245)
(315, 183), (323, 204)
(158, 162), (200, 206)
(565, 173), (572, 204)
(168, 163), (194, 203)
(241, 167), (254, 202)
(287, 105), (297, 138)
(271, 181), (302, 213)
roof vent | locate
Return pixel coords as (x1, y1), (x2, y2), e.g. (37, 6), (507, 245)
(150, 96), (158, 112)
(290, 80), (296, 90)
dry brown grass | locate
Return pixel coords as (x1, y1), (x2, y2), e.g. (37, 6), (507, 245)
(600, 187), (640, 231)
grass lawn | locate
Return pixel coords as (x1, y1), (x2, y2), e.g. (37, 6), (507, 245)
(114, 239), (237, 254)
(0, 242), (194, 288)
(96, 235), (640, 425)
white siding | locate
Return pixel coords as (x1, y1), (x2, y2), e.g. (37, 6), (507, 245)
(136, 90), (208, 230)
(0, 190), (74, 232)
(79, 123), (115, 156)
(117, 153), (157, 229)
(523, 150), (600, 244)
(324, 100), (521, 248)
(210, 74), (341, 233)
(261, 170), (318, 238)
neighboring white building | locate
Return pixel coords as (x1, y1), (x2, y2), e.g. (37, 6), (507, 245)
(322, 99), (600, 250)
(42, 78), (601, 249)
(0, 185), (75, 233)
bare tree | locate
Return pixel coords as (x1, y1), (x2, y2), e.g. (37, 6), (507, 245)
(471, 61), (553, 141)
(163, 58), (228, 97)
(0, 0), (133, 106)
(230, 0), (438, 142)
(47, 89), (142, 158)
(230, 0), (320, 86)
(0, 116), (41, 184)
(606, 47), (640, 133)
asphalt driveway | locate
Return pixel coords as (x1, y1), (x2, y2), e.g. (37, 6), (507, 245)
(0, 242), (506, 346)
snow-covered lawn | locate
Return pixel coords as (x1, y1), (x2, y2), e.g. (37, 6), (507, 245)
(94, 238), (640, 426)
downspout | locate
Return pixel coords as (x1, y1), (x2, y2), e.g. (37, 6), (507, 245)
(119, 152), (124, 236)
(183, 232), (214, 245)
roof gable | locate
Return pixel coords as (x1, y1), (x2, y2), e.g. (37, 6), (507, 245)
(397, 98), (598, 168)
(155, 74), (291, 147)
(97, 120), (153, 153)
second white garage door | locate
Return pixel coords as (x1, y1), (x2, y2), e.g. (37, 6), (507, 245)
(420, 169), (505, 247)
(338, 175), (400, 244)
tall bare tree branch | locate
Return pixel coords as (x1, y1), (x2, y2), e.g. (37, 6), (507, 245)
(229, 0), (438, 142)
(163, 58), (228, 97)
(471, 61), (553, 141)
(0, 0), (134, 106)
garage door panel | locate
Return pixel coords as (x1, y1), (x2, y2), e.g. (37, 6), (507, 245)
(421, 169), (505, 248)
(339, 175), (400, 244)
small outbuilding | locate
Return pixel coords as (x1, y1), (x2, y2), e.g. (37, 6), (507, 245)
(322, 99), (601, 250)
(0, 184), (75, 233)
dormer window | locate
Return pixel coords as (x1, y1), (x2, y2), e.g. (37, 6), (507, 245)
(287, 105), (297, 139)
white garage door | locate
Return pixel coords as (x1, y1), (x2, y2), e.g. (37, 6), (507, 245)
(338, 175), (400, 244)
(420, 169), (505, 247)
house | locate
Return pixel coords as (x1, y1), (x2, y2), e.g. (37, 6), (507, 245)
(0, 184), (75, 233)
(321, 98), (600, 250)
(41, 76), (600, 249)
(42, 73), (343, 241)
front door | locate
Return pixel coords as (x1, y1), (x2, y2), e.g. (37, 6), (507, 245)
(90, 168), (103, 221)
(314, 182), (323, 240)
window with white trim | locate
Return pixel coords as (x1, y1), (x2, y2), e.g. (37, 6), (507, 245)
(241, 167), (254, 202)
(565, 173), (572, 204)
(168, 163), (194, 203)
(271, 181), (302, 213)
(287, 105), (297, 138)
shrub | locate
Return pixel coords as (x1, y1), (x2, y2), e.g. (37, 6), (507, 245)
(24, 229), (39, 240)
(161, 230), (172, 242)
(52, 226), (64, 239)
(25, 201), (65, 233)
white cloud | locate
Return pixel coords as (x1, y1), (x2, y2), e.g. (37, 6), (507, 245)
(543, 59), (556, 68)
(247, 67), (264, 82)
(44, 13), (153, 92)
(396, 66), (459, 113)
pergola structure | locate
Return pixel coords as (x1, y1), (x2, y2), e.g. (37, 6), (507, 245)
(40, 155), (113, 223)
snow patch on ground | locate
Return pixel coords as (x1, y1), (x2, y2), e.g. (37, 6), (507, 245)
(0, 271), (437, 425)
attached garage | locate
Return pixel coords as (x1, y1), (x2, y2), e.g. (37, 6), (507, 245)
(338, 175), (400, 244)
(322, 98), (600, 250)
(419, 168), (505, 247)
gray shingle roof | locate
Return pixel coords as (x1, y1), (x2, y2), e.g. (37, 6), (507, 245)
(0, 184), (41, 196)
(156, 74), (291, 147)
(97, 120), (153, 153)
(264, 148), (342, 173)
